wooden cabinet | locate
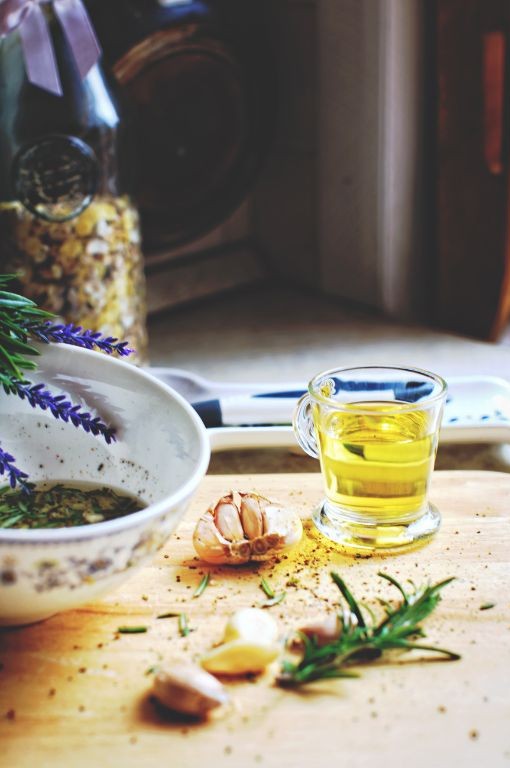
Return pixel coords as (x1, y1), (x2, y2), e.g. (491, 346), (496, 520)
(435, 0), (510, 339)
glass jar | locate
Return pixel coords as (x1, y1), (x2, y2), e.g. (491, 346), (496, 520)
(0, 2), (148, 363)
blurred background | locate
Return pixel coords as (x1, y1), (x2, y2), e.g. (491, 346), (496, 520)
(89, 0), (510, 344)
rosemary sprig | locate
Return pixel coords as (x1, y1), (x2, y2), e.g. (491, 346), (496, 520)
(277, 571), (460, 687)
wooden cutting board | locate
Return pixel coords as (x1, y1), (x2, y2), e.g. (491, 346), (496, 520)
(1, 471), (509, 768)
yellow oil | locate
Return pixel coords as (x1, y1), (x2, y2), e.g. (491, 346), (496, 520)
(314, 401), (438, 519)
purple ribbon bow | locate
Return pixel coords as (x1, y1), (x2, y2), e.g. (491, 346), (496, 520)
(0, 0), (101, 96)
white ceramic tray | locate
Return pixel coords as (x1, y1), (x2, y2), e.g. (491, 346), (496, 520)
(148, 370), (510, 452)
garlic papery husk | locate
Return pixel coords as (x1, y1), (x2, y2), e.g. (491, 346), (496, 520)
(193, 491), (303, 565)
(152, 663), (228, 717)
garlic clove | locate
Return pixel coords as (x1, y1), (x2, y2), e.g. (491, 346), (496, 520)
(223, 607), (279, 646)
(239, 492), (265, 538)
(152, 663), (228, 717)
(296, 613), (342, 647)
(201, 639), (280, 676)
(262, 505), (303, 548)
(193, 512), (252, 564)
(213, 493), (245, 541)
(193, 512), (233, 564)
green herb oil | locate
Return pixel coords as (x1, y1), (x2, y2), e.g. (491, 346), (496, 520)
(0, 482), (144, 529)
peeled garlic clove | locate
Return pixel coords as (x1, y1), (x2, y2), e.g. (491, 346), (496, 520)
(239, 492), (265, 538)
(223, 607), (279, 645)
(201, 639), (280, 675)
(152, 663), (228, 717)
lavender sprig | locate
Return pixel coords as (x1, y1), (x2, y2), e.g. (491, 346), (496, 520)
(0, 275), (129, 491)
(27, 322), (133, 357)
(3, 379), (116, 444)
(0, 444), (30, 492)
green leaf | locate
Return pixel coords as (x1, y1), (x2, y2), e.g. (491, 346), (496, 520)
(192, 572), (210, 598)
(0, 291), (36, 306)
(261, 591), (286, 608)
(330, 572), (366, 628)
(260, 577), (275, 599)
(178, 613), (191, 637)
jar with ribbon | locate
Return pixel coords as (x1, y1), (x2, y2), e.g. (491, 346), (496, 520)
(0, 0), (148, 363)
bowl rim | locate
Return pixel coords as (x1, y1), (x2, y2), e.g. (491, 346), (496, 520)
(0, 344), (210, 542)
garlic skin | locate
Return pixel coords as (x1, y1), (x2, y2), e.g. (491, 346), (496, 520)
(193, 491), (303, 565)
(152, 663), (228, 717)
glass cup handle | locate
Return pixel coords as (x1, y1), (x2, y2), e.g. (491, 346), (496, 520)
(293, 393), (320, 459)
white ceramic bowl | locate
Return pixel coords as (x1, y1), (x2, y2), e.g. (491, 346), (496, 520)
(0, 344), (210, 625)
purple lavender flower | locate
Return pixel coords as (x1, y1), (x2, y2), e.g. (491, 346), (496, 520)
(4, 379), (116, 445)
(27, 322), (133, 357)
(0, 278), (130, 492)
(0, 444), (29, 492)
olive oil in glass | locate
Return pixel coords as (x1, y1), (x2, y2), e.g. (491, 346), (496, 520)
(314, 401), (438, 521)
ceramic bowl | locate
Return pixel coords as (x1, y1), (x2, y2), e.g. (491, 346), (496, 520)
(0, 344), (210, 625)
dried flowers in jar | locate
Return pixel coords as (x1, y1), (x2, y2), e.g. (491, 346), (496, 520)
(0, 196), (147, 362)
(0, 1), (148, 363)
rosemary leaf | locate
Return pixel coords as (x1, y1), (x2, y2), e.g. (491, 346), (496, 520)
(260, 577), (275, 599)
(0, 512), (25, 528)
(261, 591), (287, 608)
(157, 612), (179, 620)
(178, 613), (191, 637)
(117, 626), (148, 634)
(192, 573), (210, 599)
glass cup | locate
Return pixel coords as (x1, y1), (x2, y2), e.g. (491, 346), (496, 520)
(293, 366), (448, 552)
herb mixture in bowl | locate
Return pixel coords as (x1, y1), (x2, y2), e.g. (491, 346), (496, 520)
(0, 483), (144, 529)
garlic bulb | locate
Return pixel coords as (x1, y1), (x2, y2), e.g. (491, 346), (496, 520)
(152, 663), (228, 716)
(193, 491), (303, 565)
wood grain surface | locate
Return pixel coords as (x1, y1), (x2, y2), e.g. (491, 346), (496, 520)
(1, 471), (509, 768)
